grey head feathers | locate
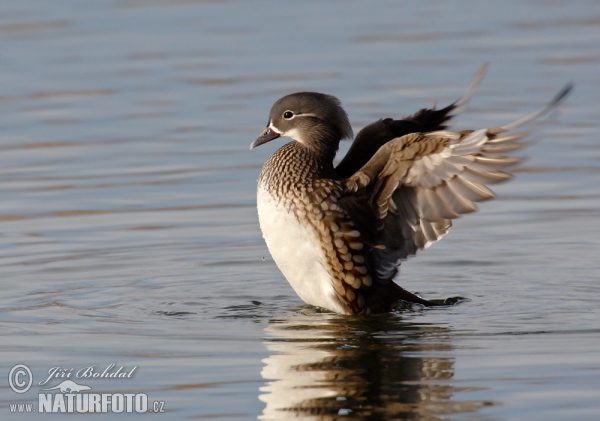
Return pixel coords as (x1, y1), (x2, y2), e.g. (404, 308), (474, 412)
(254, 92), (353, 157)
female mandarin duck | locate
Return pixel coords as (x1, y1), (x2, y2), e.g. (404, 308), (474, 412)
(251, 65), (572, 315)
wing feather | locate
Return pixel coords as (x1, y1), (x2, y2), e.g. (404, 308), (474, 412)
(336, 78), (572, 283)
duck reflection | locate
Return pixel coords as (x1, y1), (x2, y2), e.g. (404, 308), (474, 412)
(259, 307), (489, 420)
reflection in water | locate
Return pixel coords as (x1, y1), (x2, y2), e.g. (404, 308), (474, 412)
(259, 308), (490, 420)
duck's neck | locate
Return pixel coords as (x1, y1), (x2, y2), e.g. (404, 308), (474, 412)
(258, 142), (337, 194)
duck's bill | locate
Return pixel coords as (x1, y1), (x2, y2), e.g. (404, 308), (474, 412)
(250, 127), (280, 150)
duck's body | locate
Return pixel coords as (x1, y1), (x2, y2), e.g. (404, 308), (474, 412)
(256, 142), (350, 313)
(251, 67), (572, 315)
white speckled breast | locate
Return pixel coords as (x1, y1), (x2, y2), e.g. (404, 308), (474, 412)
(257, 185), (347, 314)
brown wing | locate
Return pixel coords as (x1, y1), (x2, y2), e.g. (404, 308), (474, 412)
(335, 64), (489, 178)
(338, 128), (523, 282)
(339, 82), (573, 282)
(335, 109), (454, 178)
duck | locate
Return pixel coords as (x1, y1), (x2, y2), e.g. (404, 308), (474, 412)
(250, 65), (572, 315)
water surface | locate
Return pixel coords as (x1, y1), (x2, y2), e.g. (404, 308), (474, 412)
(0, 1), (599, 419)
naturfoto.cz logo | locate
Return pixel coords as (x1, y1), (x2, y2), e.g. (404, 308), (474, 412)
(8, 363), (165, 414)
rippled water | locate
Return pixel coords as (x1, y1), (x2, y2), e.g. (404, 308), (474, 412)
(1, 0), (599, 419)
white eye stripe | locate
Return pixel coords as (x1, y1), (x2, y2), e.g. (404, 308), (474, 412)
(282, 112), (318, 120)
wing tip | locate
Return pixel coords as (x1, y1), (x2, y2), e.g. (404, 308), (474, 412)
(450, 63), (490, 116)
(501, 82), (574, 131)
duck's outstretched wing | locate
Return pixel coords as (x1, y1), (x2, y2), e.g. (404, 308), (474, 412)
(335, 64), (489, 178)
(338, 83), (573, 282)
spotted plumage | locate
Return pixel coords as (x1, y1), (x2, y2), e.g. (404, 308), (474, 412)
(251, 65), (572, 315)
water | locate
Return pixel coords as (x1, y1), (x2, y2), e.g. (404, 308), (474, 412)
(0, 0), (599, 419)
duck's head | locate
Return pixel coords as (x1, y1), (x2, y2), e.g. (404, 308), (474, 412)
(251, 92), (353, 156)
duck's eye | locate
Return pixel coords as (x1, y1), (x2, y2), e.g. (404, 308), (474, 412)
(283, 111), (293, 119)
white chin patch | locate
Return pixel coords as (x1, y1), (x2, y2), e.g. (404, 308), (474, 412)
(268, 122), (282, 135)
(282, 127), (307, 146)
